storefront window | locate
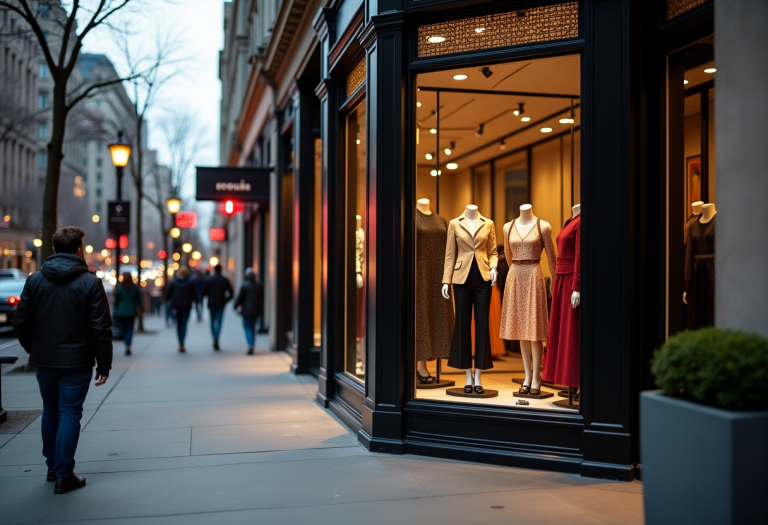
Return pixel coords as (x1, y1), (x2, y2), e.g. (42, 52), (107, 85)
(345, 102), (367, 381)
(313, 137), (323, 349)
(414, 54), (581, 410)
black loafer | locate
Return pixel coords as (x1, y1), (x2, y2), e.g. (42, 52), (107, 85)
(463, 384), (473, 394)
(47, 470), (55, 482)
(54, 475), (86, 494)
(474, 385), (484, 394)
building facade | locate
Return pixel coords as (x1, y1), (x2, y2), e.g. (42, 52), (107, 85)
(217, 0), (765, 480)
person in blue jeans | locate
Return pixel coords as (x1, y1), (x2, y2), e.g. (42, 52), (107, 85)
(201, 264), (233, 351)
(164, 266), (197, 352)
(113, 272), (142, 355)
(12, 226), (112, 494)
(234, 268), (264, 355)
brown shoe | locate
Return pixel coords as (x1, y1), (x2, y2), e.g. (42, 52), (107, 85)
(54, 474), (86, 494)
(47, 470), (55, 482)
(178, 346), (186, 353)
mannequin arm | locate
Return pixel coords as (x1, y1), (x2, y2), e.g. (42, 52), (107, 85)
(442, 283), (450, 300)
(486, 221), (499, 269)
(542, 222), (557, 277)
(442, 220), (457, 285)
(571, 291), (580, 308)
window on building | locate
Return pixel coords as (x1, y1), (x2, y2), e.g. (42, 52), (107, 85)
(96, 203), (101, 213)
(96, 158), (102, 167)
(37, 122), (47, 139)
(38, 92), (47, 109)
(83, 158), (88, 167)
(96, 188), (102, 197)
(39, 62), (48, 79)
(96, 172), (102, 182)
(38, 151), (47, 168)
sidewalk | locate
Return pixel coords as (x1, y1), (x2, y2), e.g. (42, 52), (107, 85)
(0, 310), (643, 525)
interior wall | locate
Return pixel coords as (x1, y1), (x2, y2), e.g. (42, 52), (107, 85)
(531, 138), (563, 279)
(683, 98), (716, 210)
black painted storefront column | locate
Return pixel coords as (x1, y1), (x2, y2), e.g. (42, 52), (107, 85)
(357, 13), (406, 453)
(313, 8), (339, 406)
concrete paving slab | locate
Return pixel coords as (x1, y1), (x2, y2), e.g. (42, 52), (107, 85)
(0, 433), (15, 448)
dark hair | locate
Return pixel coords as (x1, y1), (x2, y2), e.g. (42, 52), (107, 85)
(120, 271), (134, 289)
(214, 264), (222, 274)
(177, 266), (191, 279)
(52, 226), (85, 254)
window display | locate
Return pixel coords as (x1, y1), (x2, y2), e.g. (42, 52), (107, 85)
(414, 54), (581, 410)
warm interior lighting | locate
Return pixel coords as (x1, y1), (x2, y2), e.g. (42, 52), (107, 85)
(85, 245), (93, 254)
(475, 27), (485, 33)
(500, 140), (506, 150)
(704, 68), (716, 74)
(108, 131), (132, 168)
(170, 227), (181, 239)
(173, 253), (181, 261)
(513, 103), (525, 117)
(2, 215), (9, 222)
(444, 148), (451, 156)
(540, 127), (553, 133)
(430, 169), (442, 177)
(121, 255), (130, 264)
(560, 118), (574, 124)
(425, 153), (433, 160)
(33, 238), (43, 248)
(521, 116), (531, 122)
(209, 256), (219, 267)
(446, 162), (458, 170)
(684, 80), (689, 84)
(356, 139), (361, 145)
(192, 251), (201, 260)
(92, 214), (100, 223)
(427, 36), (445, 43)
(101, 249), (108, 257)
(429, 128), (437, 134)
(182, 243), (192, 253)
(416, 102), (421, 107)
(453, 74), (468, 80)
(166, 197), (181, 215)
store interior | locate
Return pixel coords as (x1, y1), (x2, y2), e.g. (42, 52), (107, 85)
(413, 54), (582, 411)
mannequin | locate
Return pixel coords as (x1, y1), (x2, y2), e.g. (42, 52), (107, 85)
(683, 203), (716, 305)
(416, 198), (431, 215)
(355, 215), (364, 289)
(355, 214), (365, 374)
(442, 204), (498, 393)
(691, 200), (704, 216)
(684, 200), (704, 246)
(500, 204), (557, 397)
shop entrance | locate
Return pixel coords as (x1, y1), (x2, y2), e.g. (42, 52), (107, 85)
(413, 54), (582, 412)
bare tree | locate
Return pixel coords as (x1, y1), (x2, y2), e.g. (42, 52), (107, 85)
(0, 0), (141, 259)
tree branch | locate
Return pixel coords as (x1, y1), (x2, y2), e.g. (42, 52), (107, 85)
(58, 0), (80, 67)
(66, 74), (139, 110)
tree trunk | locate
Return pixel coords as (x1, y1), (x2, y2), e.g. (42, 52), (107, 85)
(41, 83), (69, 261)
(135, 123), (145, 331)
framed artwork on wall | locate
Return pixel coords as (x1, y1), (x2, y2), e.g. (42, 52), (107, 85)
(686, 155), (702, 206)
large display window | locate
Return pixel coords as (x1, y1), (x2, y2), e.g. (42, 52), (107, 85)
(345, 101), (367, 382)
(413, 55), (581, 410)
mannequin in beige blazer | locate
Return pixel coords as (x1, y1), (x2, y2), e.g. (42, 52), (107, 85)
(442, 211), (499, 285)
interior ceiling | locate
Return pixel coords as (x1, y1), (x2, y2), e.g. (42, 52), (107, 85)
(416, 55), (581, 171)
(684, 36), (716, 118)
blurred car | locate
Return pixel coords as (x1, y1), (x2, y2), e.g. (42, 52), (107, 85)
(0, 278), (26, 329)
(0, 269), (27, 280)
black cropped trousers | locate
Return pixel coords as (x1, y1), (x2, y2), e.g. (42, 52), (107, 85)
(448, 258), (494, 370)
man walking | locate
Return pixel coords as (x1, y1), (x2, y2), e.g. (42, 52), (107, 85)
(201, 264), (233, 350)
(12, 227), (112, 494)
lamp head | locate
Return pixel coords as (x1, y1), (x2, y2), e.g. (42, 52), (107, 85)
(108, 131), (132, 167)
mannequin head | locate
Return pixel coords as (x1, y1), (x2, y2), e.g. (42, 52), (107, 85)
(416, 198), (431, 214)
(691, 201), (704, 215)
(572, 203), (581, 217)
(700, 203), (716, 223)
(465, 204), (478, 220)
(519, 204), (534, 222)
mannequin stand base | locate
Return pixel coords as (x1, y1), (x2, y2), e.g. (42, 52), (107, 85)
(446, 387), (498, 399)
(513, 391), (554, 400)
(513, 378), (565, 389)
(552, 398), (579, 410)
(558, 390), (569, 398)
(416, 379), (456, 390)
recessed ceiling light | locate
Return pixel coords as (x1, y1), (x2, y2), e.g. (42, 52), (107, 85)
(427, 36), (445, 43)
(513, 103), (525, 116)
(453, 74), (468, 80)
(500, 140), (506, 150)
(430, 169), (442, 177)
(356, 139), (361, 144)
(520, 116), (531, 122)
(475, 27), (485, 33)
(429, 128), (437, 134)
(559, 118), (574, 124)
(446, 163), (458, 170)
(416, 102), (422, 107)
(540, 127), (553, 133)
(704, 68), (716, 74)
(425, 153), (433, 160)
(444, 148), (451, 156)
(475, 123), (484, 137)
(684, 80), (689, 84)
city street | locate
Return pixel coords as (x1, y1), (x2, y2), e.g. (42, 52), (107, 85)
(0, 311), (643, 524)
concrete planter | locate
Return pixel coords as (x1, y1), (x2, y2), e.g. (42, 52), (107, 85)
(640, 391), (768, 524)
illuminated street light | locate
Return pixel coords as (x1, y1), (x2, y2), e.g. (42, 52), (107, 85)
(108, 132), (132, 168)
(209, 256), (219, 267)
(192, 251), (201, 260)
(166, 196), (181, 215)
(172, 253), (181, 261)
(92, 214), (100, 223)
(170, 227), (181, 239)
(182, 243), (192, 253)
(33, 238), (43, 248)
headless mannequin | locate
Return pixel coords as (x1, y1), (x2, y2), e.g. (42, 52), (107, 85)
(683, 203), (716, 304)
(442, 205), (498, 389)
(570, 204), (581, 309)
(356, 215), (364, 289)
(417, 199), (432, 378)
(691, 200), (704, 217)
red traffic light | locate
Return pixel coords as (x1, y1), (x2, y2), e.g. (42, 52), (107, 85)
(225, 200), (234, 215)
(119, 235), (128, 249)
(158, 250), (167, 259)
(105, 238), (117, 249)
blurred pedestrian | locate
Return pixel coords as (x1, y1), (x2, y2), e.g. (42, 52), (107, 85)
(150, 286), (162, 315)
(164, 266), (197, 352)
(12, 226), (112, 494)
(191, 270), (205, 322)
(233, 268), (264, 355)
(201, 264), (233, 351)
(113, 272), (142, 356)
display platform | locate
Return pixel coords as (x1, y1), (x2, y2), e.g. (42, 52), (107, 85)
(513, 390), (554, 399)
(446, 387), (499, 398)
(553, 398), (579, 410)
(416, 379), (456, 389)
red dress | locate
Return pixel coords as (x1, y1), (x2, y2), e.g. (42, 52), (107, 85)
(543, 214), (580, 387)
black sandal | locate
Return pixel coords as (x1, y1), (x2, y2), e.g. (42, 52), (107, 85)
(416, 371), (435, 384)
(474, 385), (484, 394)
(518, 384), (531, 395)
(463, 384), (473, 393)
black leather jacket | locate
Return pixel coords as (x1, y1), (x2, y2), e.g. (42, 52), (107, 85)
(13, 254), (113, 376)
(201, 273), (234, 309)
(234, 279), (264, 318)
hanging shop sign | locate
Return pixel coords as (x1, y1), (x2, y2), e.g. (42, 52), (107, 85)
(107, 200), (131, 234)
(175, 211), (198, 228)
(209, 228), (227, 242)
(196, 166), (271, 202)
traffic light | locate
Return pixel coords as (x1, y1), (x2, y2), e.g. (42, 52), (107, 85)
(158, 250), (167, 259)
(105, 238), (117, 249)
(119, 235), (128, 249)
(225, 200), (234, 215)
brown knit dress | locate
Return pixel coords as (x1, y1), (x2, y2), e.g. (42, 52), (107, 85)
(415, 209), (454, 361)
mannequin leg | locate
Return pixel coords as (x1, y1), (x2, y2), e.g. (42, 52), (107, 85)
(417, 360), (430, 377)
(465, 369), (473, 386)
(531, 340), (544, 390)
(474, 369), (483, 387)
(520, 340), (532, 387)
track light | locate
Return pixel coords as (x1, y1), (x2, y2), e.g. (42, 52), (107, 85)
(480, 66), (493, 78)
(475, 123), (484, 137)
(500, 140), (506, 150)
(521, 116), (531, 122)
(444, 141), (454, 156)
(425, 153), (433, 160)
(513, 103), (525, 117)
(429, 128), (437, 134)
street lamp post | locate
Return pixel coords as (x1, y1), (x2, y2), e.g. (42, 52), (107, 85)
(108, 131), (131, 280)
(166, 196), (181, 281)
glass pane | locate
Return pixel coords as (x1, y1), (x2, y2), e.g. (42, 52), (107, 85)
(313, 137), (322, 348)
(346, 102), (367, 381)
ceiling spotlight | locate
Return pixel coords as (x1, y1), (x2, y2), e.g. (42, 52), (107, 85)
(500, 140), (506, 150)
(475, 27), (486, 34)
(475, 123), (484, 137)
(416, 101), (422, 107)
(480, 66), (493, 78)
(430, 169), (442, 177)
(427, 36), (445, 43)
(513, 103), (525, 117)
(453, 74), (468, 80)
(521, 116), (531, 122)
(429, 128), (437, 134)
(444, 141), (454, 156)
(559, 118), (574, 124)
(683, 80), (689, 85)
(425, 153), (433, 160)
(704, 67), (717, 74)
(540, 127), (553, 133)
(446, 162), (458, 170)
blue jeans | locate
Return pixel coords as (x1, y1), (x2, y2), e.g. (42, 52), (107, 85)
(116, 316), (135, 347)
(176, 308), (191, 345)
(209, 308), (224, 340)
(243, 316), (258, 348)
(165, 302), (174, 325)
(36, 367), (92, 479)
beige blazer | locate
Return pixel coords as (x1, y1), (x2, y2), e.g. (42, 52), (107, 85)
(442, 212), (499, 285)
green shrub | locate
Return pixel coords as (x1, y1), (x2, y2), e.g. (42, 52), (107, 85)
(652, 328), (768, 411)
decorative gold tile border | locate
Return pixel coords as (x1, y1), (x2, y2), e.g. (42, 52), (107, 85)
(667, 0), (709, 21)
(417, 3), (578, 58)
(346, 57), (367, 98)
